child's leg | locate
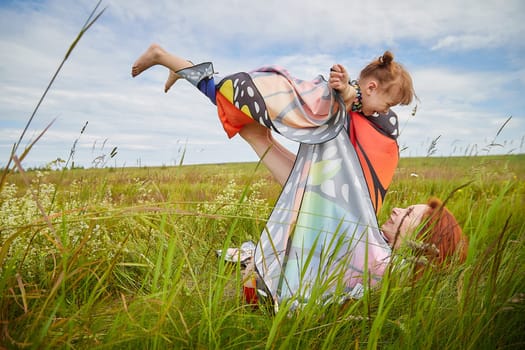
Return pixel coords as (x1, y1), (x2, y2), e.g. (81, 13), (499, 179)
(239, 123), (295, 186)
(131, 43), (193, 92)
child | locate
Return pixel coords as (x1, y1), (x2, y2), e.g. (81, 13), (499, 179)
(132, 45), (413, 195)
(132, 45), (415, 308)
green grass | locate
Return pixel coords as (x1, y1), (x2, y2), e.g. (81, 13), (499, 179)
(1, 155), (524, 349)
(3, 4), (523, 347)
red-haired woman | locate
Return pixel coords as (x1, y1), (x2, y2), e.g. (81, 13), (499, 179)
(382, 197), (468, 267)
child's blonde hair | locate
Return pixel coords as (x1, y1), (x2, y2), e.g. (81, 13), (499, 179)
(359, 51), (415, 106)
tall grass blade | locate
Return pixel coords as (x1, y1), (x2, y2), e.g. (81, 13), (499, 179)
(0, 1), (106, 186)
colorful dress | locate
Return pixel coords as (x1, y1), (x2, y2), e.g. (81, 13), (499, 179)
(177, 63), (399, 308)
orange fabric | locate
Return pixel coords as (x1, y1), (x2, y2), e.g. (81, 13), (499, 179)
(349, 112), (399, 214)
(216, 91), (255, 138)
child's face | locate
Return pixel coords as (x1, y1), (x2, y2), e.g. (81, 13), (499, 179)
(360, 80), (397, 116)
(381, 204), (429, 249)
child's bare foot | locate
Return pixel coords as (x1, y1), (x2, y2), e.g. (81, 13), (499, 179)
(131, 43), (165, 77)
(164, 70), (180, 93)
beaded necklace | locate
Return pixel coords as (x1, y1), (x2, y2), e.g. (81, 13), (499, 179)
(350, 80), (362, 113)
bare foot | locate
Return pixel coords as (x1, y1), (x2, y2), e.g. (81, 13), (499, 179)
(131, 43), (165, 77)
(164, 70), (180, 93)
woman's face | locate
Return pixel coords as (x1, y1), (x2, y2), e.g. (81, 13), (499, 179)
(381, 204), (429, 249)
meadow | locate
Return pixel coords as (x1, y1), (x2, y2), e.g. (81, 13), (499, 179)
(1, 154), (524, 349)
(2, 4), (524, 347)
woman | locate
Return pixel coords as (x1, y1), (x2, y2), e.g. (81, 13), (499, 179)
(237, 197), (468, 305)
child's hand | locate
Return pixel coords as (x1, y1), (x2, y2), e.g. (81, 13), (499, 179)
(329, 64), (356, 104)
(329, 64), (349, 91)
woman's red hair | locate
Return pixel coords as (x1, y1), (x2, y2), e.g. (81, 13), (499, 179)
(417, 197), (468, 265)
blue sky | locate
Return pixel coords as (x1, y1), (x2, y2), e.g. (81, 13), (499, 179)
(1, 0), (524, 168)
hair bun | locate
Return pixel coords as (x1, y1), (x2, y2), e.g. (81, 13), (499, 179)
(379, 51), (394, 66)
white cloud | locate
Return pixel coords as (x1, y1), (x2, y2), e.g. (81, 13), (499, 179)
(393, 63), (524, 156)
(1, 0), (524, 168)
(432, 35), (498, 51)
(412, 68), (504, 106)
(107, 0), (525, 51)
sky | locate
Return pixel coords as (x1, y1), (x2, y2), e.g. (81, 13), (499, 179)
(1, 0), (524, 169)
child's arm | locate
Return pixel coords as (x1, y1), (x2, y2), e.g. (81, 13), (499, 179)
(329, 64), (356, 112)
